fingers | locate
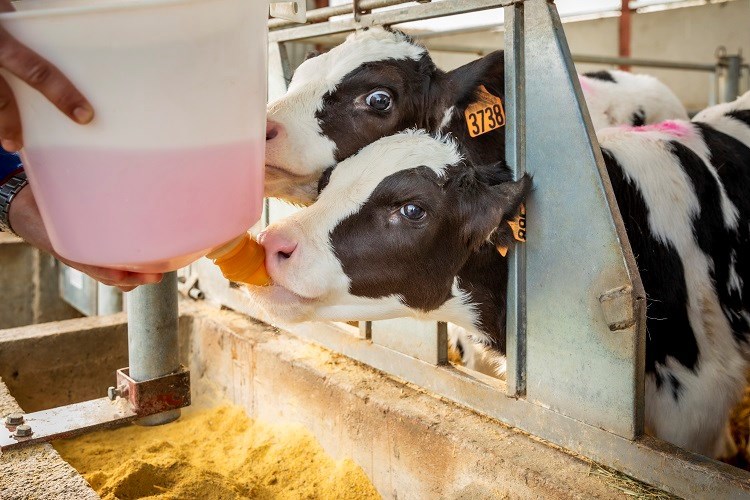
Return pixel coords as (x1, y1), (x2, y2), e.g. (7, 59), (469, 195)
(91, 268), (164, 289)
(0, 75), (21, 150)
(64, 261), (164, 291)
(0, 27), (93, 135)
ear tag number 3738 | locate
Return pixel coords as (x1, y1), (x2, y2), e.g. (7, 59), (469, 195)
(465, 85), (505, 138)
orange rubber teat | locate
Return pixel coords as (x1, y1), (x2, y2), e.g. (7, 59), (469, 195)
(207, 233), (271, 286)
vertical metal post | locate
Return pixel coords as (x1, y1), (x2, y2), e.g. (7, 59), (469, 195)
(708, 70), (718, 107)
(126, 271), (180, 426)
(724, 54), (742, 102)
(504, 1), (526, 397)
(507, 0), (645, 439)
(97, 283), (123, 315)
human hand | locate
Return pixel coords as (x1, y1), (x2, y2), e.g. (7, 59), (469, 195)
(9, 186), (162, 292)
(0, 0), (94, 151)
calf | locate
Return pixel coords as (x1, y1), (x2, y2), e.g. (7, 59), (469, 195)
(265, 26), (687, 205)
(579, 69), (688, 130)
(250, 92), (750, 458)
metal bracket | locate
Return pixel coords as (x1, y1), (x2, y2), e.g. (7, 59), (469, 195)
(269, 0), (306, 24)
(353, 0), (370, 22)
(1, 366), (190, 452)
(114, 366), (191, 417)
(177, 270), (204, 301)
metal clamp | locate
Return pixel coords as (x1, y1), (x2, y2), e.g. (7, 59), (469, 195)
(114, 366), (191, 417)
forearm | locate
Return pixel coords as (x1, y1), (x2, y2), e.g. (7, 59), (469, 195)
(7, 185), (55, 255)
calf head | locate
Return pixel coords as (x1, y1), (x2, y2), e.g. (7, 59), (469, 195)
(251, 131), (530, 344)
(265, 26), (506, 205)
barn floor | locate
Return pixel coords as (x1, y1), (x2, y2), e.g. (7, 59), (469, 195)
(0, 301), (680, 499)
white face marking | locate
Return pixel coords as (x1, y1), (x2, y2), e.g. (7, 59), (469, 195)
(265, 27), (426, 204)
(249, 131), (475, 328)
(438, 105), (455, 131)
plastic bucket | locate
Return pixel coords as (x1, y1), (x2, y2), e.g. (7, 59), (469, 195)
(0, 0), (267, 272)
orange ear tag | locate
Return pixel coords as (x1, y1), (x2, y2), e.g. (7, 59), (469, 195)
(496, 203), (526, 257)
(464, 85), (506, 138)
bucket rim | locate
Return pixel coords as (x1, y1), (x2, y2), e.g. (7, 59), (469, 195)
(0, 0), (242, 21)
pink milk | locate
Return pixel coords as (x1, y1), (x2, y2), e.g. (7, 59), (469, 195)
(21, 141), (264, 272)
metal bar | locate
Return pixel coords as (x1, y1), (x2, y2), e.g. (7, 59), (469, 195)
(269, 0), (410, 29)
(0, 398), (137, 452)
(503, 1), (526, 397)
(126, 272), (180, 426)
(371, 318), (446, 364)
(618, 0), (631, 71)
(269, 0), (513, 42)
(724, 54), (742, 102)
(97, 283), (123, 315)
(520, 0), (645, 439)
(570, 53), (716, 72)
(283, 320), (750, 499)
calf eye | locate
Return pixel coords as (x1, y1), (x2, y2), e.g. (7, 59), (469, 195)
(399, 203), (426, 221)
(365, 90), (392, 111)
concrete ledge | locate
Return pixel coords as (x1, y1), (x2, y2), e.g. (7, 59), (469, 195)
(188, 305), (649, 499)
(0, 234), (80, 329)
(0, 304), (665, 499)
(0, 378), (98, 500)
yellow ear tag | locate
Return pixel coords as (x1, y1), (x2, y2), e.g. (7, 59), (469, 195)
(508, 203), (527, 242)
(464, 85), (506, 138)
(496, 204), (527, 257)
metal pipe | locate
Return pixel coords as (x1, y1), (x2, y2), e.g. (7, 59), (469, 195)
(97, 283), (122, 315)
(724, 54), (742, 102)
(618, 0), (631, 71)
(422, 45), (719, 73)
(269, 0), (410, 29)
(571, 54), (716, 72)
(126, 271), (180, 426)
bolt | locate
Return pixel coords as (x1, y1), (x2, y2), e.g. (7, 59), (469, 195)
(599, 285), (636, 331)
(188, 286), (204, 300)
(14, 424), (32, 438)
(4, 413), (23, 426)
(108, 385), (128, 401)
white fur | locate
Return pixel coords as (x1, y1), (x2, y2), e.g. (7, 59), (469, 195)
(598, 124), (748, 457)
(447, 323), (507, 378)
(251, 131), (468, 323)
(265, 28), (425, 204)
(438, 105), (455, 131)
(579, 70), (688, 130)
(693, 90), (750, 151)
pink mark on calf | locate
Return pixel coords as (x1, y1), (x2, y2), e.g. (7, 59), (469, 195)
(622, 120), (692, 138)
(578, 75), (593, 94)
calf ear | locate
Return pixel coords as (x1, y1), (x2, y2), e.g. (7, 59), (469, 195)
(304, 50), (321, 61)
(443, 50), (505, 110)
(457, 172), (532, 252)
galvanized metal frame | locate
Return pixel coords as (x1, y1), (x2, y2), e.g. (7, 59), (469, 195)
(246, 1), (750, 497)
(40, 0), (747, 496)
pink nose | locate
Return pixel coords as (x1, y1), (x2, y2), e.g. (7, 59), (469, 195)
(258, 229), (298, 262)
(266, 120), (282, 141)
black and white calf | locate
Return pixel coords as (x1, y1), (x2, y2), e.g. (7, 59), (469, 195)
(265, 27), (687, 205)
(251, 92), (750, 459)
(578, 69), (688, 130)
